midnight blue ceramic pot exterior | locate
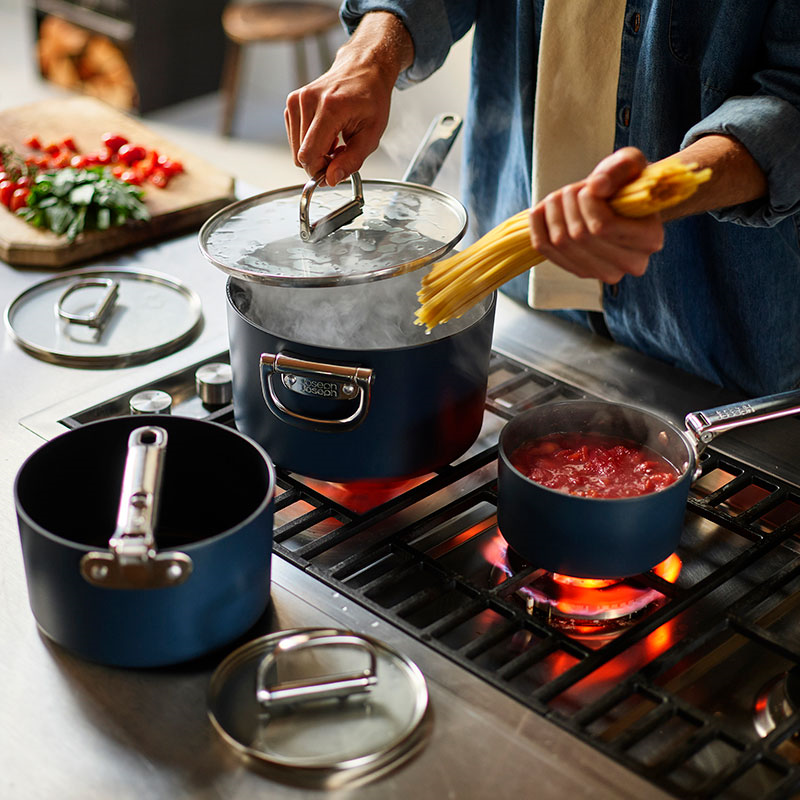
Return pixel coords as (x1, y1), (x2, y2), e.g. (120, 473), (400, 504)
(14, 415), (276, 667)
(226, 277), (496, 482)
(497, 401), (695, 579)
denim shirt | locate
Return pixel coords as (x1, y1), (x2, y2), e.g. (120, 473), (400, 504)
(341, 0), (800, 396)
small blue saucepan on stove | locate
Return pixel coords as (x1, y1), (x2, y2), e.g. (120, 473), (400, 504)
(497, 390), (800, 579)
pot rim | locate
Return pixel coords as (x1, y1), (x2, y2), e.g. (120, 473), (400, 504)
(498, 399), (697, 503)
(225, 276), (497, 354)
(14, 415), (277, 553)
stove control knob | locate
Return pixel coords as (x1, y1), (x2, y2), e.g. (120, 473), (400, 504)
(195, 362), (233, 407)
(129, 389), (173, 415)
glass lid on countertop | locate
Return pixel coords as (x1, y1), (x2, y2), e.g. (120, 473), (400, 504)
(4, 267), (203, 368)
(207, 628), (431, 789)
(197, 173), (468, 288)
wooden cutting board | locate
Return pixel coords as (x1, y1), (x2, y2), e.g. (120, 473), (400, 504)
(0, 96), (236, 268)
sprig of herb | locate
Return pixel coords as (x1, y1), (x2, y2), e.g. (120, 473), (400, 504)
(17, 166), (150, 242)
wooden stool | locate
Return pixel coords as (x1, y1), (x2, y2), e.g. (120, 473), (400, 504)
(220, 1), (340, 136)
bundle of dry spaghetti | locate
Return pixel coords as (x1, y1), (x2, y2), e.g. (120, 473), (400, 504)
(415, 158), (712, 330)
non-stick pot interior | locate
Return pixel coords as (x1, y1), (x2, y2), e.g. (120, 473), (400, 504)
(16, 415), (272, 549)
(228, 273), (492, 350)
(500, 400), (694, 480)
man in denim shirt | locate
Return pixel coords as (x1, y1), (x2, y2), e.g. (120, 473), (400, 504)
(284, 2), (800, 397)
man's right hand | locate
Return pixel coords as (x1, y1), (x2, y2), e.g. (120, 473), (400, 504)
(284, 11), (414, 187)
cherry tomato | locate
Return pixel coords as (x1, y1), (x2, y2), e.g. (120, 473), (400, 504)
(139, 149), (159, 177)
(0, 180), (16, 207)
(10, 187), (30, 212)
(61, 137), (78, 152)
(119, 170), (142, 185)
(52, 152), (71, 168)
(15, 176), (32, 188)
(148, 169), (170, 188)
(101, 132), (128, 154)
(44, 142), (61, 156)
(70, 155), (89, 169)
(90, 148), (113, 165)
(157, 155), (183, 176)
(117, 143), (147, 166)
(24, 136), (42, 150)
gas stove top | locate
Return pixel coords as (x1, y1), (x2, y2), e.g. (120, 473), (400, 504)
(21, 336), (800, 799)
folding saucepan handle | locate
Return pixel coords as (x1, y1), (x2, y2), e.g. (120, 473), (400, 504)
(685, 387), (800, 453)
(80, 425), (193, 589)
(259, 352), (374, 432)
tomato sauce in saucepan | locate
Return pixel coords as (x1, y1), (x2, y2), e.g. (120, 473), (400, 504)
(510, 432), (681, 499)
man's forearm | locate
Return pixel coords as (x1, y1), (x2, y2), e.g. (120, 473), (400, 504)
(341, 11), (415, 83)
(663, 134), (768, 220)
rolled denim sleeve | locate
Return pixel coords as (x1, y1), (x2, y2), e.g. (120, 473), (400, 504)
(681, 94), (800, 227)
(340, 1), (475, 88)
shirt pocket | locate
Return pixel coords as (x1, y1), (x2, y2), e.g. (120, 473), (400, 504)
(668, 0), (723, 66)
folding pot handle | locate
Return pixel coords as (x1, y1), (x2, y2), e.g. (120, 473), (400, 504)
(256, 630), (378, 711)
(80, 426), (193, 589)
(57, 277), (119, 331)
(259, 352), (373, 432)
(299, 170), (364, 243)
(685, 388), (800, 453)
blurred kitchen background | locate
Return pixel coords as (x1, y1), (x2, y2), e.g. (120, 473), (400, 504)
(0, 0), (471, 198)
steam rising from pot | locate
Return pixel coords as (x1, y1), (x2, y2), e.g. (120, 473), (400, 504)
(229, 271), (489, 350)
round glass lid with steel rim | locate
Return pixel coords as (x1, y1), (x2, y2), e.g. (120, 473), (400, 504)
(207, 628), (431, 789)
(198, 177), (468, 288)
(4, 267), (203, 369)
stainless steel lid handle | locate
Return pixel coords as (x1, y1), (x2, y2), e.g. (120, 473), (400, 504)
(259, 352), (373, 432)
(299, 170), (364, 242)
(256, 630), (378, 711)
(56, 278), (120, 330)
(80, 426), (193, 589)
(685, 388), (800, 453)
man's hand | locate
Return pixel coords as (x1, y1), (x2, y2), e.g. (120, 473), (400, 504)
(284, 12), (414, 187)
(529, 147), (665, 284)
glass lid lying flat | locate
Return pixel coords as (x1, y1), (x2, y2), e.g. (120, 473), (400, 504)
(198, 178), (467, 288)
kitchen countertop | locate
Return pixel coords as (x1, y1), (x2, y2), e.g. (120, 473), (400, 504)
(2, 220), (798, 799)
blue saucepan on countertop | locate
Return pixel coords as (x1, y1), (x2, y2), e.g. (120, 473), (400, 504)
(14, 414), (276, 668)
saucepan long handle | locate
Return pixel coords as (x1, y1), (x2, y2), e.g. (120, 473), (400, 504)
(685, 388), (800, 452)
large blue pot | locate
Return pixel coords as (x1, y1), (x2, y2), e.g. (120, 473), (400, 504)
(226, 274), (495, 482)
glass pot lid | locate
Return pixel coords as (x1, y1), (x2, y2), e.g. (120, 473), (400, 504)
(207, 628), (431, 789)
(198, 175), (468, 288)
(4, 267), (203, 368)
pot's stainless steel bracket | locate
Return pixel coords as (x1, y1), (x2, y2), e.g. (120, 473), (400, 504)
(80, 426), (193, 589)
(260, 352), (373, 432)
(685, 388), (800, 453)
(256, 630), (378, 711)
(57, 278), (119, 331)
(299, 170), (364, 242)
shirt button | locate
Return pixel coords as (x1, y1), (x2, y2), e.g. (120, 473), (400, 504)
(630, 12), (641, 33)
(619, 106), (631, 127)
